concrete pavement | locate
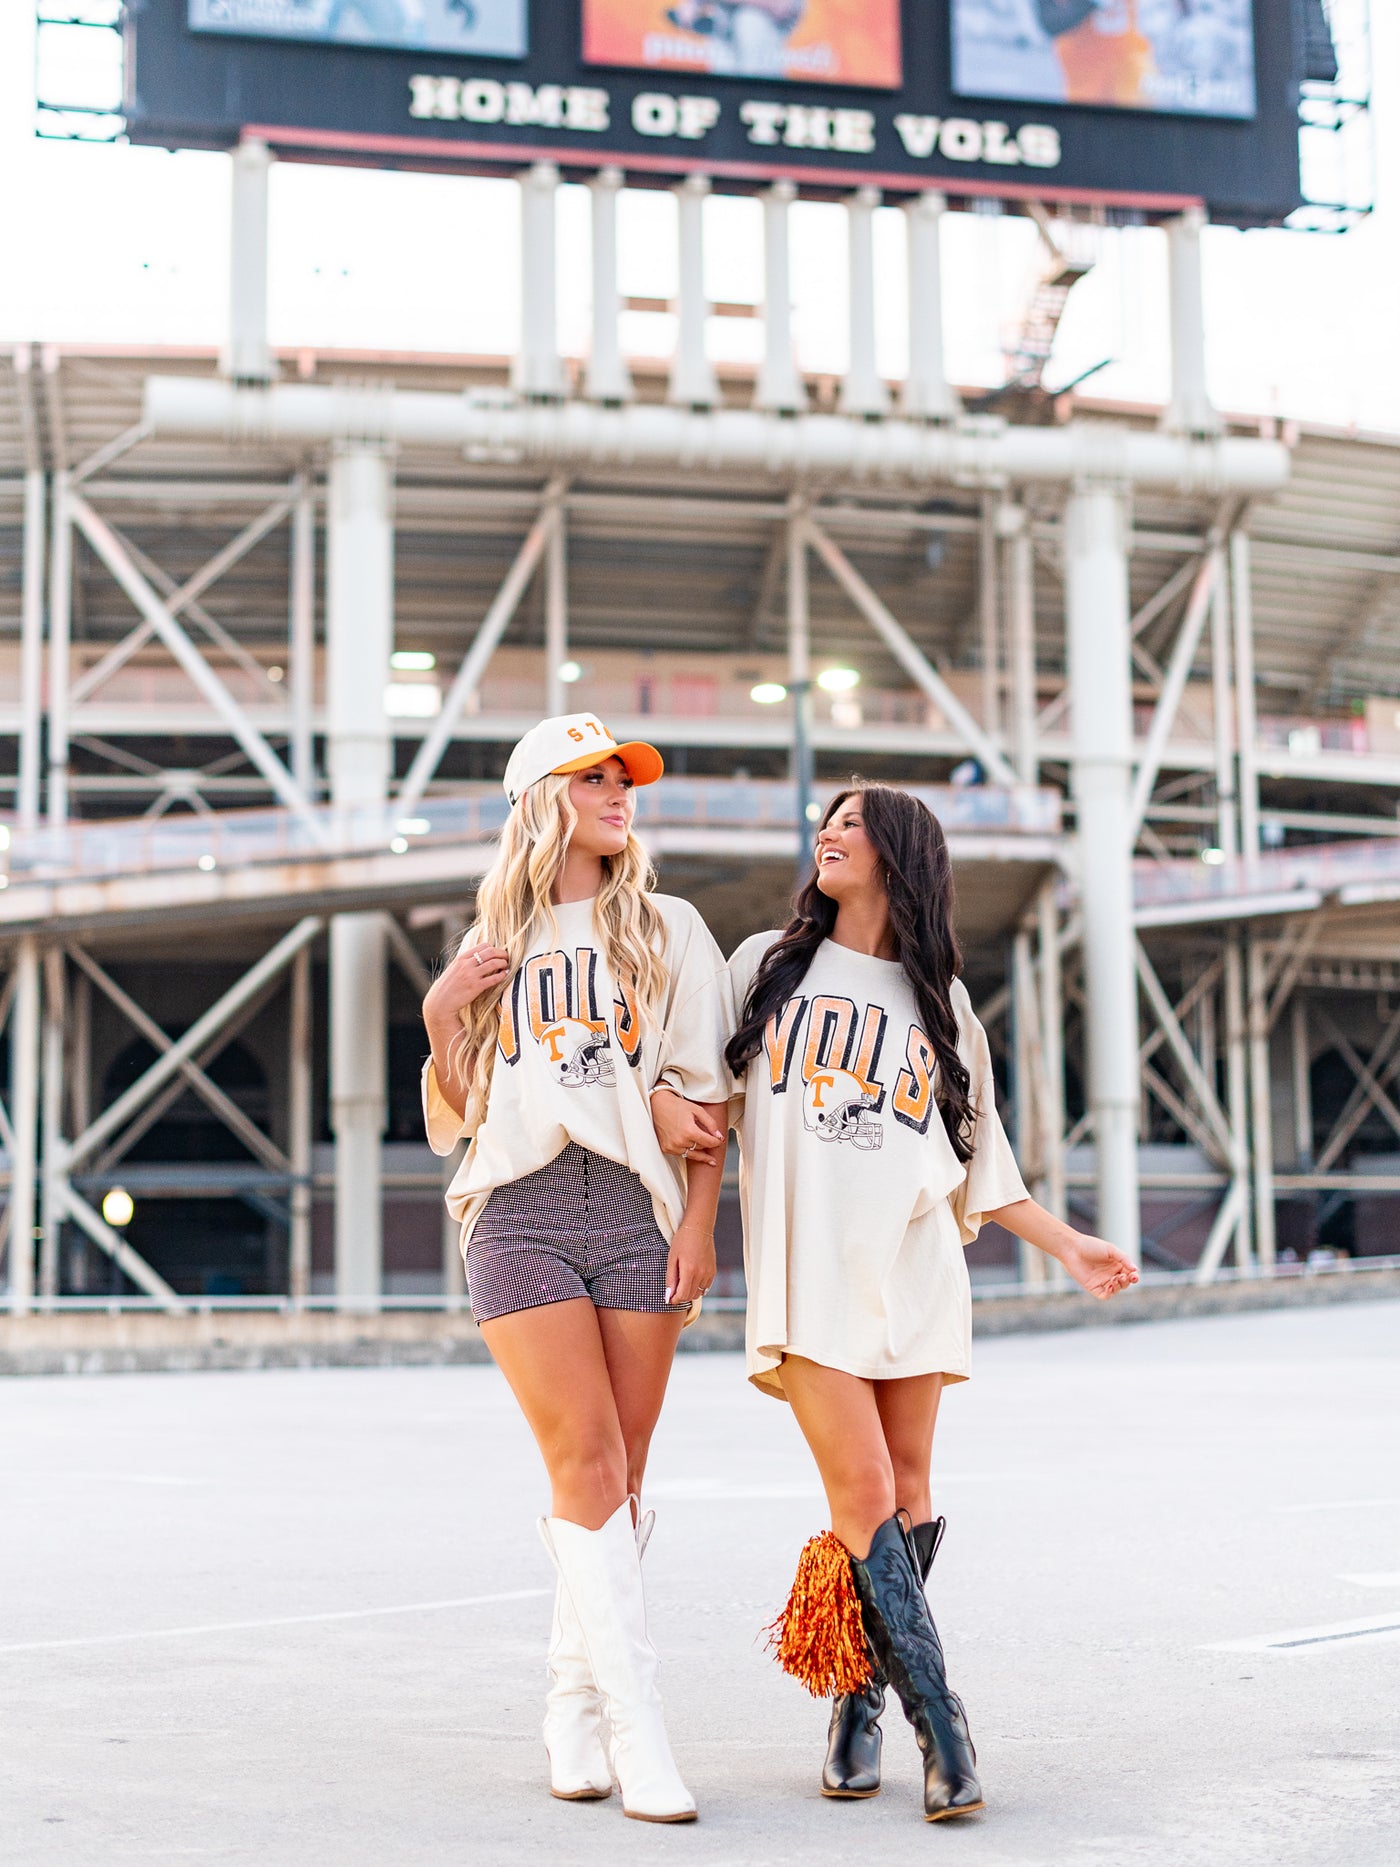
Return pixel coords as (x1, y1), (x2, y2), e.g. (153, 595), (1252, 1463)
(3, 1302), (1399, 1866)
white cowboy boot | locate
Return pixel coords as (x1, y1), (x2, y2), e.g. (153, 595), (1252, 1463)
(539, 1500), (696, 1823)
(537, 1509), (655, 1800)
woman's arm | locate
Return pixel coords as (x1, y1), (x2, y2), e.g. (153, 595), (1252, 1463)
(985, 1197), (1139, 1300)
(649, 1084), (726, 1167)
(664, 1102), (727, 1307)
(421, 942), (512, 1120)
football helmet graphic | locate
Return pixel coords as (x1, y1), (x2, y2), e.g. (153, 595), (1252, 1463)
(802, 1069), (883, 1149)
(541, 1019), (616, 1088)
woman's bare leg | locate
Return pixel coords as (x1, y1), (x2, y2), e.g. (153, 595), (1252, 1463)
(481, 1299), (626, 1527)
(873, 1373), (944, 1528)
(596, 1307), (686, 1502)
(479, 1299), (683, 1527)
(779, 1355), (895, 1557)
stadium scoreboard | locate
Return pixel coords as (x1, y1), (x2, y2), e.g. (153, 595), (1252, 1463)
(125, 2), (1314, 225)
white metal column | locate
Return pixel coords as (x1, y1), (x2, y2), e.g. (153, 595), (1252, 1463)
(1004, 502), (1037, 783)
(224, 138), (275, 385)
(979, 495), (1002, 741)
(327, 444), (393, 1309)
(1291, 997), (1313, 1169)
(1246, 936), (1276, 1270)
(1222, 935), (1254, 1270)
(1162, 207), (1219, 436)
(1231, 528), (1260, 868)
(290, 472), (316, 801)
(1209, 566), (1239, 859)
(545, 494), (569, 717)
(46, 470), (71, 828)
(670, 175), (719, 408)
(901, 191), (959, 422)
(7, 939), (41, 1312)
(787, 501), (814, 863)
(18, 470), (45, 831)
(1037, 878), (1068, 1230)
(587, 168), (631, 404)
(839, 188), (888, 418)
(288, 944), (312, 1303)
(1064, 483), (1140, 1261)
(757, 181), (806, 414)
(514, 163), (566, 400)
(39, 949), (66, 1300)
(1012, 925), (1048, 1286)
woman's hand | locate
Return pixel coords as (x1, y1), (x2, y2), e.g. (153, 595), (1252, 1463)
(421, 943), (511, 1121)
(665, 1217), (717, 1309)
(1058, 1231), (1139, 1301)
(650, 1085), (726, 1168)
(422, 942), (511, 1035)
(987, 1197), (1140, 1301)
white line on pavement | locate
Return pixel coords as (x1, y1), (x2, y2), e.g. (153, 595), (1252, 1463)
(1273, 1498), (1400, 1513)
(0, 1588), (550, 1656)
(1203, 1612), (1400, 1654)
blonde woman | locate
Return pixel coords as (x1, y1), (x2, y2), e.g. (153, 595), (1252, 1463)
(421, 714), (731, 1824)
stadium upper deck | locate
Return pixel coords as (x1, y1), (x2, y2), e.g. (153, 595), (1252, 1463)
(2, 283), (1398, 1310)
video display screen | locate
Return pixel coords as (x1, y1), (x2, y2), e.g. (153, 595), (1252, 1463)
(187, 0), (527, 60)
(581, 0), (903, 92)
(952, 0), (1256, 120)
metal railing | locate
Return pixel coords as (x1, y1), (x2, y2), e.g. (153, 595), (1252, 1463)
(1133, 838), (1400, 911)
(0, 779), (1062, 889)
(5, 1251), (1396, 1317)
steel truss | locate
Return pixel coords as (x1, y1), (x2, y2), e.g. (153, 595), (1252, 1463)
(3, 174), (1399, 1309)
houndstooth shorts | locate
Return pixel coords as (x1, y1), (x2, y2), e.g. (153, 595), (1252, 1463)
(466, 1143), (675, 1324)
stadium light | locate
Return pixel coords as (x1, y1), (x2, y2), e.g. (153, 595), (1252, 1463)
(817, 667), (860, 693)
(102, 1188), (135, 1229)
(557, 660), (584, 684)
(390, 650), (436, 672)
(750, 682), (787, 705)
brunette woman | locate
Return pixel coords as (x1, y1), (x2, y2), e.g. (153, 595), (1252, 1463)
(654, 783), (1137, 1822)
(421, 713), (731, 1824)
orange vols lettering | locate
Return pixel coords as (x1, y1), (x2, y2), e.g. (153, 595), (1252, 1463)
(613, 977), (643, 1063)
(802, 996), (857, 1085)
(496, 973), (521, 1065)
(524, 951), (572, 1040)
(892, 1026), (936, 1133)
(851, 1004), (888, 1105)
(764, 997), (806, 1093)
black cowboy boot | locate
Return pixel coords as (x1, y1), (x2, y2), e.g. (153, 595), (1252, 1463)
(848, 1516), (984, 1821)
(821, 1518), (945, 1798)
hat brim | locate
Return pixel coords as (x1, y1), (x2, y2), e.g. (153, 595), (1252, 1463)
(551, 740), (664, 787)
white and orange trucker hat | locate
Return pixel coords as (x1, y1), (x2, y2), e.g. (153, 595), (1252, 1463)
(502, 713), (664, 807)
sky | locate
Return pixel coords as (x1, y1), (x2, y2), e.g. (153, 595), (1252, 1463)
(0, 4), (1395, 434)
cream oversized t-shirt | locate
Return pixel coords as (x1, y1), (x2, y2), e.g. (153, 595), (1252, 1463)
(423, 894), (733, 1260)
(729, 933), (1027, 1400)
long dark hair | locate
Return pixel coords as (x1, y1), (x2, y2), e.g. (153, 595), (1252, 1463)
(725, 783), (975, 1163)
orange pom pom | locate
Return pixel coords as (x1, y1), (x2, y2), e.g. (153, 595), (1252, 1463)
(764, 1530), (873, 1698)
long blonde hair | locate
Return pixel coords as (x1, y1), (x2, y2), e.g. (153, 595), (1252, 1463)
(448, 771), (668, 1133)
